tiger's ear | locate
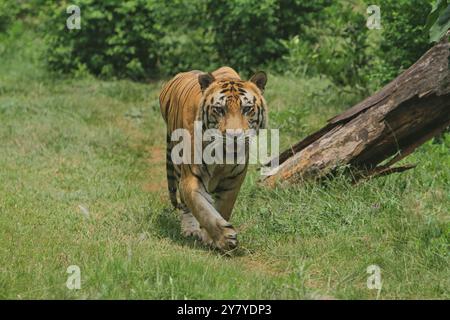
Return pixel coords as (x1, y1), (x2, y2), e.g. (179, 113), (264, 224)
(249, 71), (267, 93)
(198, 73), (215, 92)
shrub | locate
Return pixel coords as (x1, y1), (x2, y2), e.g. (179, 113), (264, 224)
(280, 0), (434, 90)
(425, 0), (450, 43)
(0, 1), (20, 33)
(42, 1), (231, 79)
(41, 0), (333, 79)
(364, 0), (433, 86)
(8, 0), (438, 87)
(278, 2), (369, 89)
(206, 0), (280, 75)
(154, 1), (220, 76)
(43, 1), (164, 80)
(207, 0), (332, 75)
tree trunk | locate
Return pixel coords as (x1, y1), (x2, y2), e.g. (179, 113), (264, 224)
(262, 39), (450, 187)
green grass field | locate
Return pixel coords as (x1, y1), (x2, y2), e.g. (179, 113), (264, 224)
(0, 25), (449, 299)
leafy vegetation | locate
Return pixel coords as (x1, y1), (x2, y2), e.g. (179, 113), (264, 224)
(40, 0), (333, 79)
(425, 0), (450, 42)
(206, 0), (332, 74)
(43, 1), (164, 80)
(362, 0), (433, 86)
(278, 2), (369, 89)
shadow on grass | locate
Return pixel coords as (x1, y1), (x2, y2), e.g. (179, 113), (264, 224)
(151, 206), (247, 257)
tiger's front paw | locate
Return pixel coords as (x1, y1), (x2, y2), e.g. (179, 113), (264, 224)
(190, 218), (238, 252)
(212, 219), (238, 251)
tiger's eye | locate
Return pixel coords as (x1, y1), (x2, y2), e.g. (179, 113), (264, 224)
(213, 106), (225, 116)
(242, 105), (253, 115)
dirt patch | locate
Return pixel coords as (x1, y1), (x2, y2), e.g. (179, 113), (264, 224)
(114, 117), (168, 198)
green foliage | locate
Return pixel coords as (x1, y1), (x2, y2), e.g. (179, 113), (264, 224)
(43, 1), (163, 80)
(364, 0), (433, 86)
(17, 0), (442, 89)
(0, 1), (20, 32)
(206, 0), (332, 74)
(41, 0), (332, 79)
(279, 2), (369, 89)
(206, 0), (280, 74)
(41, 1), (225, 79)
(155, 1), (220, 76)
(425, 0), (450, 42)
(280, 0), (437, 90)
(0, 0), (49, 33)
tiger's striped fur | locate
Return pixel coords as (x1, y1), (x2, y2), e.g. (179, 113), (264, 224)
(159, 66), (267, 250)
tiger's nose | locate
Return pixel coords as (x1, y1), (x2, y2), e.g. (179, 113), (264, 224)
(225, 129), (245, 140)
(224, 129), (246, 156)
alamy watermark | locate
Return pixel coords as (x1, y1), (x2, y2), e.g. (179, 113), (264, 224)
(367, 264), (382, 298)
(66, 5), (81, 30)
(170, 121), (279, 176)
(367, 5), (381, 30)
(66, 265), (81, 290)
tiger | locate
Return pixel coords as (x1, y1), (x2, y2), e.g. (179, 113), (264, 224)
(159, 66), (268, 251)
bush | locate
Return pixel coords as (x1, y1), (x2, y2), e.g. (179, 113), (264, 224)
(42, 1), (229, 79)
(41, 0), (332, 79)
(364, 0), (433, 86)
(154, 1), (220, 76)
(0, 0), (49, 33)
(206, 0), (280, 75)
(43, 1), (164, 80)
(279, 0), (434, 90)
(206, 0), (332, 74)
(40, 0), (434, 86)
(0, 1), (20, 33)
(279, 2), (369, 89)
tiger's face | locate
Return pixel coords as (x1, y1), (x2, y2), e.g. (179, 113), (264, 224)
(197, 72), (268, 136)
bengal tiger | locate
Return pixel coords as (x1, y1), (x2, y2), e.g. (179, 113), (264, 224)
(159, 66), (268, 251)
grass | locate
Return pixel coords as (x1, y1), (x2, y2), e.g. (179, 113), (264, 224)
(0, 23), (449, 299)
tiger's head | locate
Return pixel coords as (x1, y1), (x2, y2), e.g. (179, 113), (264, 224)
(196, 71), (268, 136)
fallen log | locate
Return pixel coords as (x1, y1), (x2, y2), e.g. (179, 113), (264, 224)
(262, 39), (450, 187)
